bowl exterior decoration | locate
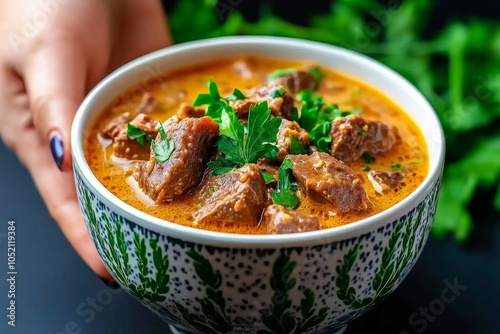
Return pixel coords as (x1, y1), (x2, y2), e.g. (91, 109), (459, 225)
(75, 167), (441, 334)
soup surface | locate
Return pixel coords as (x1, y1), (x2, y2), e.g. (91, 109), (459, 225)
(85, 57), (428, 234)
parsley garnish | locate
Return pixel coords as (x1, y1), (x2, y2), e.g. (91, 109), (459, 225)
(268, 68), (298, 80)
(193, 79), (246, 122)
(207, 101), (282, 175)
(261, 171), (275, 183)
(358, 129), (367, 136)
(391, 163), (403, 171)
(362, 152), (376, 164)
(292, 90), (354, 152)
(268, 66), (325, 89)
(289, 135), (308, 154)
(270, 88), (285, 98)
(151, 121), (175, 163)
(272, 157), (300, 209)
(309, 66), (325, 89)
(126, 123), (152, 148)
(362, 166), (371, 172)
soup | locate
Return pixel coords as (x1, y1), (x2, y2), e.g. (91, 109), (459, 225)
(84, 57), (428, 234)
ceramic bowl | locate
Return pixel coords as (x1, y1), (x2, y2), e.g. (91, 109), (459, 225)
(71, 36), (445, 334)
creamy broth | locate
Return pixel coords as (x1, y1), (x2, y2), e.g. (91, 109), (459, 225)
(85, 57), (428, 234)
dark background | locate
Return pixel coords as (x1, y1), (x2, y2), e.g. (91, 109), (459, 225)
(1, 0), (500, 333)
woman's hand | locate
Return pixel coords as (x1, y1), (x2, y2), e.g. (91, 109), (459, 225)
(0, 0), (172, 280)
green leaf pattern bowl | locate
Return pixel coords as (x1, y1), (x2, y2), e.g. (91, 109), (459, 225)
(71, 37), (445, 334)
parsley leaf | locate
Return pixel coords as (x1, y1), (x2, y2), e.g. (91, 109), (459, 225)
(151, 121), (175, 163)
(261, 171), (275, 183)
(126, 123), (150, 148)
(244, 102), (282, 162)
(309, 66), (325, 88)
(362, 166), (371, 172)
(193, 80), (246, 124)
(362, 152), (376, 164)
(194, 80), (246, 106)
(270, 88), (285, 98)
(225, 88), (246, 101)
(391, 163), (403, 171)
(292, 90), (355, 152)
(289, 135), (308, 154)
(268, 68), (298, 80)
(207, 101), (281, 175)
(272, 157), (300, 209)
(207, 156), (238, 176)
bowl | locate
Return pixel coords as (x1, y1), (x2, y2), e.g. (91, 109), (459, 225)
(71, 36), (445, 334)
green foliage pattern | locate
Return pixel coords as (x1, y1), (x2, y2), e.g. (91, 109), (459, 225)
(83, 189), (170, 302)
(336, 204), (427, 309)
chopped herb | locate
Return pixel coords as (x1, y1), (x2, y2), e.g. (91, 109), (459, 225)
(362, 166), (371, 172)
(410, 160), (422, 165)
(272, 157), (300, 209)
(193, 80), (246, 121)
(207, 101), (281, 175)
(209, 187), (215, 196)
(225, 88), (246, 102)
(207, 156), (238, 176)
(362, 152), (376, 164)
(309, 66), (325, 88)
(151, 121), (175, 163)
(261, 171), (275, 183)
(289, 135), (308, 154)
(357, 129), (367, 136)
(268, 68), (298, 80)
(126, 123), (150, 148)
(292, 90), (354, 153)
(391, 163), (403, 171)
(269, 88), (285, 98)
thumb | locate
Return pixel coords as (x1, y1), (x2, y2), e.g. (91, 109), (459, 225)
(23, 38), (88, 171)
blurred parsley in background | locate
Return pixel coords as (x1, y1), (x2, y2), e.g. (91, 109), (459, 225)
(166, 0), (500, 242)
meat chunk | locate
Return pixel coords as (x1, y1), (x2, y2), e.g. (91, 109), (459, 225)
(136, 116), (219, 203)
(136, 93), (158, 115)
(368, 170), (404, 194)
(101, 112), (131, 139)
(101, 94), (159, 139)
(277, 119), (310, 161)
(233, 58), (256, 79)
(263, 204), (320, 234)
(112, 113), (158, 160)
(230, 83), (295, 118)
(271, 70), (318, 93)
(194, 164), (267, 224)
(289, 152), (372, 212)
(177, 103), (206, 119)
(330, 115), (398, 162)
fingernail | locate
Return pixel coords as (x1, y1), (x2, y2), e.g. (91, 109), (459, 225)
(100, 277), (120, 290)
(49, 134), (64, 171)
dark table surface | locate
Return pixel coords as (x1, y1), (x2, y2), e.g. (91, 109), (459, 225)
(0, 137), (499, 334)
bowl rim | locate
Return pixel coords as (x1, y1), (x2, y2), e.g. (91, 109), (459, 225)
(72, 35), (445, 246)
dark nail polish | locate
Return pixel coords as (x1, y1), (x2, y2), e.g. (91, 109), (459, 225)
(100, 277), (120, 289)
(50, 134), (64, 171)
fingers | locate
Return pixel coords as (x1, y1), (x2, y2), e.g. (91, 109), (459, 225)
(22, 36), (87, 171)
(23, 129), (112, 280)
(0, 68), (112, 281)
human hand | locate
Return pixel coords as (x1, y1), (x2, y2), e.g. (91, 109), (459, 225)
(0, 0), (172, 280)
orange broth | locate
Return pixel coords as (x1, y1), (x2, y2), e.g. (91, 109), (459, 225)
(84, 57), (428, 234)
